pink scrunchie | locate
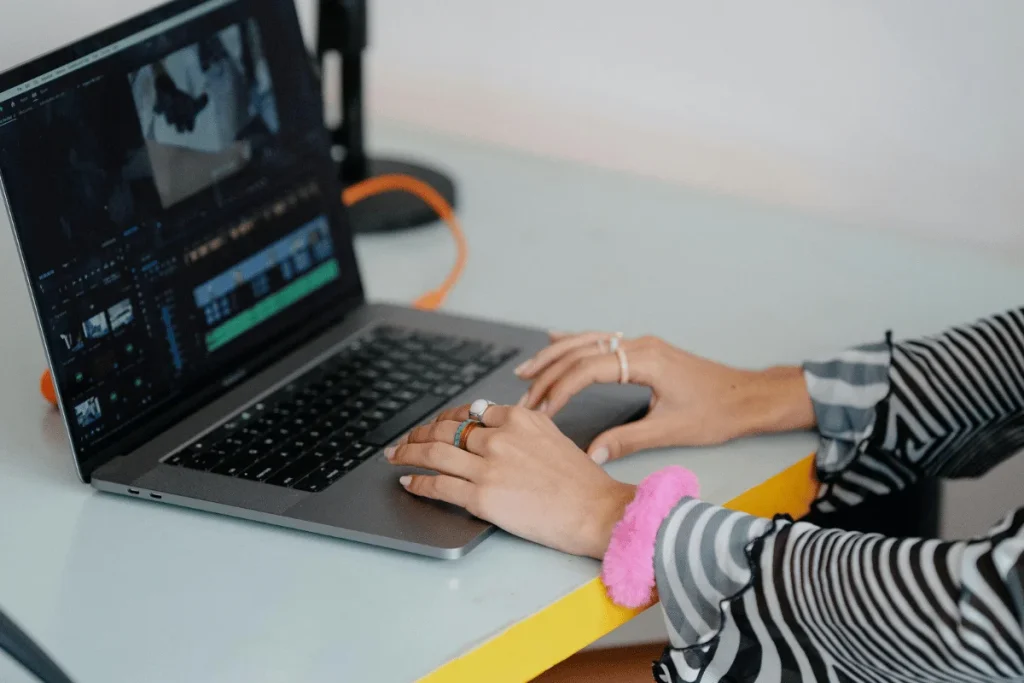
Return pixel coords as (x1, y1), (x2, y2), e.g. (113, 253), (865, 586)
(601, 466), (700, 608)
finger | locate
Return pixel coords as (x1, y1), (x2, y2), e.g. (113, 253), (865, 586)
(402, 419), (493, 454)
(387, 441), (486, 481)
(429, 404), (474, 425)
(587, 417), (679, 464)
(400, 473), (475, 510)
(528, 351), (621, 413)
(396, 404), (509, 445)
(514, 331), (614, 379)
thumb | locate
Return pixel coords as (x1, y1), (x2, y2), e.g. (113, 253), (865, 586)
(588, 417), (675, 464)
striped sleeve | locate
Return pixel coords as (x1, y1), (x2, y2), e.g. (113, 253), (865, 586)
(653, 500), (1024, 682)
(802, 307), (1024, 513)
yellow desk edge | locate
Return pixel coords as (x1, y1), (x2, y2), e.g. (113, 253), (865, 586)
(419, 454), (819, 683)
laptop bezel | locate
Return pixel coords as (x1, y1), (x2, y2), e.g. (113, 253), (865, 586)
(0, 0), (367, 481)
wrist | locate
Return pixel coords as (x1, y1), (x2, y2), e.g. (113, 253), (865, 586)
(733, 366), (816, 438)
(583, 482), (637, 560)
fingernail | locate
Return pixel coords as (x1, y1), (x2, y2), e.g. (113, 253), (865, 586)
(514, 361), (532, 377)
(384, 447), (396, 462)
(591, 446), (609, 465)
(399, 475), (412, 487)
(517, 392), (529, 407)
(538, 400), (549, 413)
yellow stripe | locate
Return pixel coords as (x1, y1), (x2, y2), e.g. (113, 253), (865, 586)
(418, 454), (819, 683)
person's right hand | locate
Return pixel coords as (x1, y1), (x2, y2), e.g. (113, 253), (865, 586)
(515, 332), (816, 464)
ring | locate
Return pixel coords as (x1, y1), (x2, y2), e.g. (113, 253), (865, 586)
(608, 332), (624, 353)
(457, 420), (481, 450)
(615, 347), (630, 384)
(468, 398), (495, 422)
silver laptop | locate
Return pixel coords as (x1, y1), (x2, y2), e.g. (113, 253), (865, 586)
(0, 0), (647, 558)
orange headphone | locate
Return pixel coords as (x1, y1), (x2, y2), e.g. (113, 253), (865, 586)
(39, 174), (466, 406)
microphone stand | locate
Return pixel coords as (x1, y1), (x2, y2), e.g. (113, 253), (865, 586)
(316, 0), (458, 234)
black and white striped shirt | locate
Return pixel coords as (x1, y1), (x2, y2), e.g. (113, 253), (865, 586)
(653, 308), (1024, 682)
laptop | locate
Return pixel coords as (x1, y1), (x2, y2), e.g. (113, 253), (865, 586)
(0, 0), (647, 558)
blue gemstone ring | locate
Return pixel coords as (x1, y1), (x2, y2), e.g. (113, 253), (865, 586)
(453, 419), (479, 450)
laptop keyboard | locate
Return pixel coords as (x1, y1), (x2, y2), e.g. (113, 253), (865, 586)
(162, 325), (518, 492)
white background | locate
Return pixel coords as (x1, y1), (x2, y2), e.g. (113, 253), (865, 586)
(1, 0), (1022, 652)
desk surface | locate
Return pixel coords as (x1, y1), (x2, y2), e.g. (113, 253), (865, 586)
(1, 121), (1023, 683)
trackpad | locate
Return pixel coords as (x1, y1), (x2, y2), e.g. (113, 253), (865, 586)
(553, 385), (650, 449)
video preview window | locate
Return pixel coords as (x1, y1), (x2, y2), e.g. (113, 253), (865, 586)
(128, 19), (280, 208)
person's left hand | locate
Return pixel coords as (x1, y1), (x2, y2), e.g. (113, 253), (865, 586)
(385, 403), (636, 559)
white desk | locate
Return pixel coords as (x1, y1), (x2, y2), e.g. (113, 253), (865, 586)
(1, 121), (1023, 683)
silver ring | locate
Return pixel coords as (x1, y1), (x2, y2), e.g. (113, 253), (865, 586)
(469, 398), (495, 422)
(608, 334), (623, 353)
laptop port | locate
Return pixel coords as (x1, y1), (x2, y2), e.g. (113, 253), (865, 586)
(149, 493), (163, 500)
(127, 488), (140, 495)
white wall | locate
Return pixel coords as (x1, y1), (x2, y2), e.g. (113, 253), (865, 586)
(365, 0), (1024, 251)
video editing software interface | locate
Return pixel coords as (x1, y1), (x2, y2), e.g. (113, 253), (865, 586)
(0, 0), (360, 465)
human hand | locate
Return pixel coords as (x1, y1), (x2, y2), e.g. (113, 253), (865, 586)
(516, 332), (815, 463)
(386, 403), (637, 559)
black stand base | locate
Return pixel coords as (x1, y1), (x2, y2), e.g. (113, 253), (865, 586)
(342, 158), (458, 235)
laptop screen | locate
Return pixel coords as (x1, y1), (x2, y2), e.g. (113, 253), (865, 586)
(0, 0), (362, 474)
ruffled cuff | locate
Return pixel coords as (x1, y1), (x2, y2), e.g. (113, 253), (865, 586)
(652, 498), (781, 682)
(802, 335), (892, 476)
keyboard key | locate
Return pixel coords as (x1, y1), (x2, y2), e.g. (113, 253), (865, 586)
(364, 394), (447, 445)
(436, 361), (459, 374)
(352, 443), (377, 460)
(450, 342), (489, 363)
(186, 449), (226, 470)
(432, 384), (464, 398)
(256, 416), (278, 430)
(290, 438), (313, 452)
(359, 388), (384, 401)
(458, 363), (489, 383)
(221, 435), (248, 450)
(211, 448), (262, 476)
(378, 399), (404, 412)
(319, 434), (345, 449)
(304, 429), (326, 443)
(237, 462), (272, 481)
(249, 463), (281, 482)
(479, 347), (518, 369)
(345, 397), (369, 411)
(164, 452), (185, 466)
(292, 467), (335, 493)
(393, 390), (419, 403)
(239, 427), (264, 442)
(266, 455), (323, 487)
(372, 380), (397, 393)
